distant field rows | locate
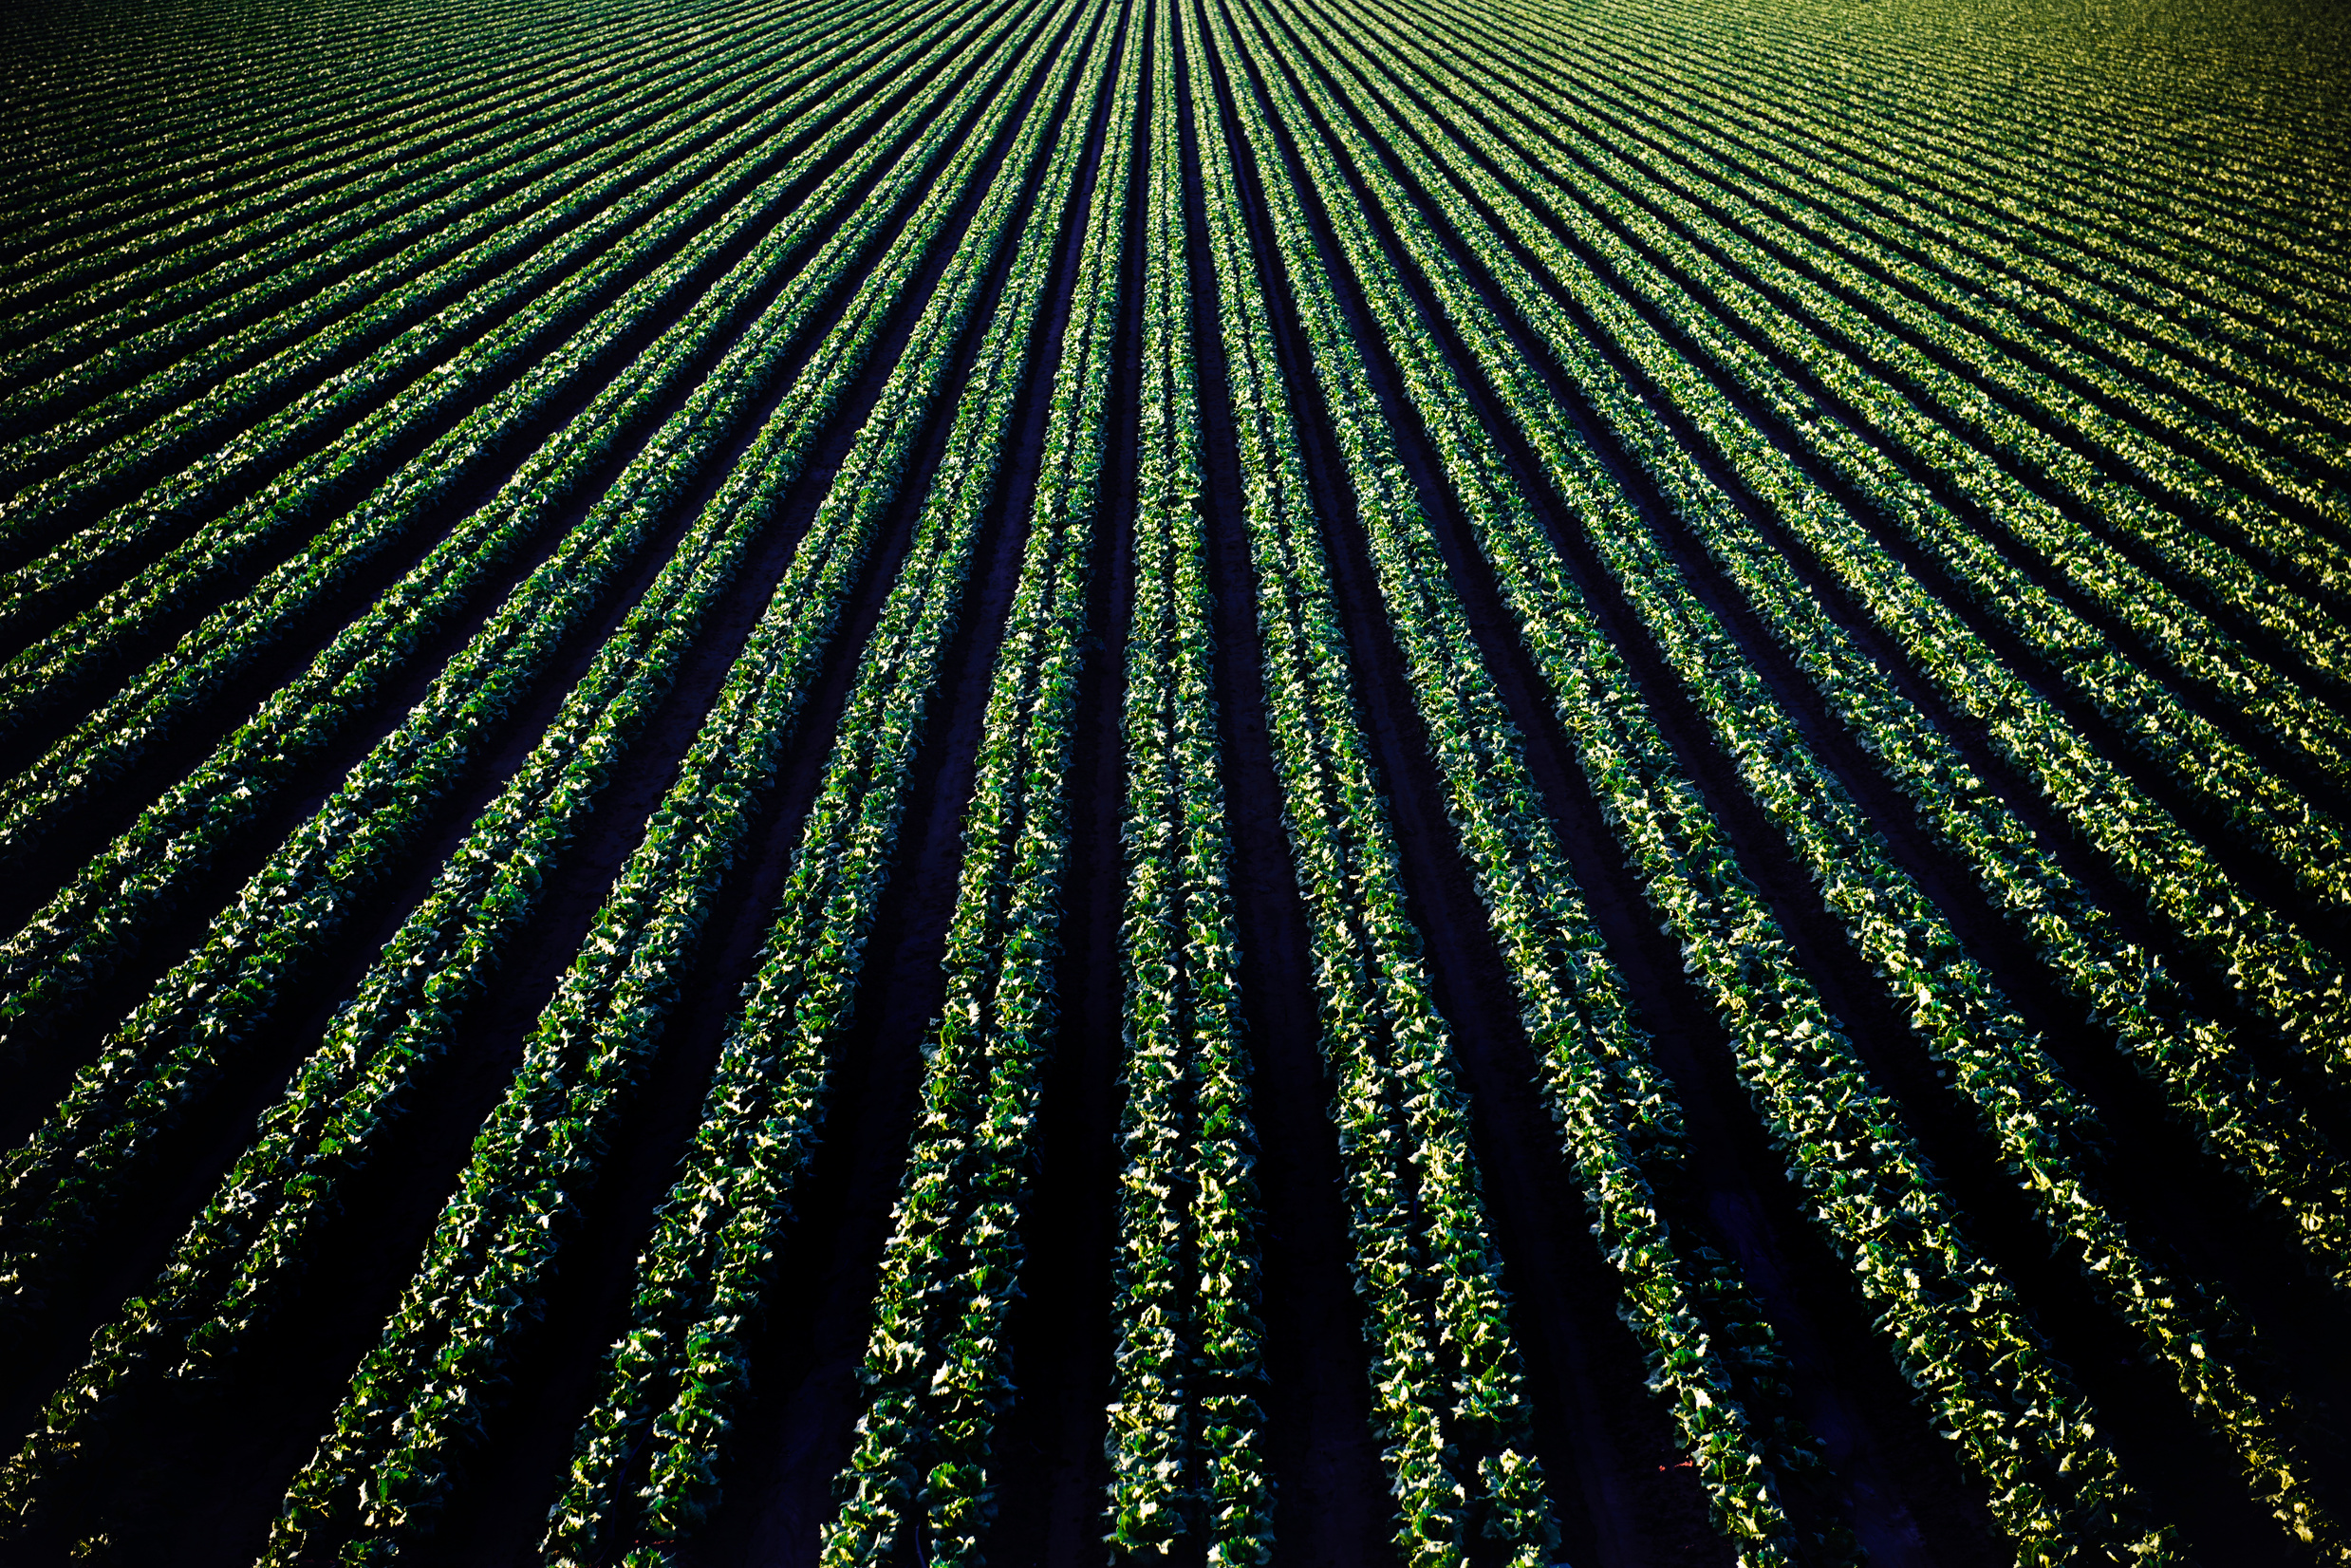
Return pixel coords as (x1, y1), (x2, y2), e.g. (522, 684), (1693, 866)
(1, 0), (2346, 1562)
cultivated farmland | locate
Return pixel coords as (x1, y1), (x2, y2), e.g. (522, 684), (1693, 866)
(1, 0), (2347, 1561)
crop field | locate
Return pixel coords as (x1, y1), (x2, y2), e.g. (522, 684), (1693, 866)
(0, 0), (2347, 1561)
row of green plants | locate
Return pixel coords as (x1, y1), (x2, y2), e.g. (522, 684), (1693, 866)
(1379, 0), (2351, 1008)
(533, 5), (1122, 1559)
(1575, 0), (2351, 366)
(0, 0), (1071, 1533)
(1832, 0), (2346, 304)
(1189, 3), (1561, 1559)
(0, 0), (913, 694)
(1515, 18), (2351, 540)
(1533, 18), (2351, 596)
(1735, 0), (2349, 383)
(1446, 0), (2351, 775)
(1352, 0), (2351, 1293)
(1217, 0), (2195, 1557)
(1103, 6), (1270, 1556)
(0, 0), (1019, 1049)
(0, 0), (847, 510)
(1206, 4), (1846, 1560)
(817, 16), (1136, 1561)
(1394, 0), (2351, 810)
(0, 0), (612, 259)
(0, 0), (604, 325)
(1259, 0), (2342, 1546)
(1359, 0), (2351, 1095)
(1499, 1), (2351, 702)
(1583, 4), (2351, 451)
(1558, 0), (2351, 588)
(4, 0), (2342, 1559)
(249, 3), (1107, 1559)
(1849, 5), (2344, 265)
(0, 0), (768, 442)
(0, 0), (1043, 1318)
